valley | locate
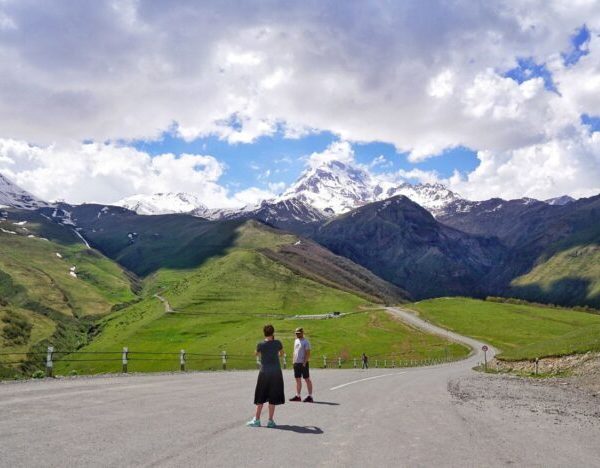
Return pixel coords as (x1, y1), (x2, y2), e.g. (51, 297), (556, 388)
(0, 167), (599, 380)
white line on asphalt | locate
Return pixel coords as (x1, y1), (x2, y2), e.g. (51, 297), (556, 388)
(329, 372), (406, 390)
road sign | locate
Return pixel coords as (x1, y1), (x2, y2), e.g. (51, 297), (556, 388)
(482, 345), (488, 352)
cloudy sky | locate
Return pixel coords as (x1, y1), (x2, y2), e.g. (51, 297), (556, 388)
(0, 0), (599, 207)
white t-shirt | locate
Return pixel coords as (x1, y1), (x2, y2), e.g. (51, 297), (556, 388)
(293, 337), (311, 364)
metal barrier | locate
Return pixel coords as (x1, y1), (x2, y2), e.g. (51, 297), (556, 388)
(0, 347), (463, 376)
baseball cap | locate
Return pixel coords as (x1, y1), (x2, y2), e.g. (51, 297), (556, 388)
(295, 327), (303, 334)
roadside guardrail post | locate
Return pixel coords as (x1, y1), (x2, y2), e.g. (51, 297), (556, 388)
(122, 347), (128, 373)
(283, 353), (287, 369)
(535, 358), (539, 375)
(222, 351), (227, 370)
(180, 349), (186, 372)
(392, 360), (395, 368)
(323, 356), (327, 368)
(375, 359), (378, 368)
(353, 358), (357, 368)
(384, 359), (387, 368)
(46, 346), (54, 377)
(338, 357), (342, 369)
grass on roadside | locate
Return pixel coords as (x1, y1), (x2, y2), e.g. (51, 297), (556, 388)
(409, 297), (600, 361)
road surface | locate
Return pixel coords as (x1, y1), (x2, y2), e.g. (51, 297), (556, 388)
(1, 307), (598, 467)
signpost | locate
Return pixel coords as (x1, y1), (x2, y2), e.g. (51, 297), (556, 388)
(482, 345), (488, 371)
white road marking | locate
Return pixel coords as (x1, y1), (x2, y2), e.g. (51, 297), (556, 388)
(329, 372), (406, 390)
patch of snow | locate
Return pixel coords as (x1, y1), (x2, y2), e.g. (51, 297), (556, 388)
(114, 192), (208, 215)
(69, 271), (77, 278)
(56, 252), (63, 258)
(1, 228), (17, 234)
(13, 221), (27, 226)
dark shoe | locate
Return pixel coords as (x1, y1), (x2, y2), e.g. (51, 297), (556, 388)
(289, 396), (301, 402)
(303, 396), (314, 403)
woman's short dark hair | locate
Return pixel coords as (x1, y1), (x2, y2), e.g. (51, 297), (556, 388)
(263, 324), (275, 337)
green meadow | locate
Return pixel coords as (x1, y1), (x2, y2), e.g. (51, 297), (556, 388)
(409, 297), (600, 361)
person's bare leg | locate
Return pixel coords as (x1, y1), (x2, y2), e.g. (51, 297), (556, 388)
(268, 404), (275, 420)
(254, 404), (263, 420)
(306, 378), (313, 395)
(295, 377), (302, 395)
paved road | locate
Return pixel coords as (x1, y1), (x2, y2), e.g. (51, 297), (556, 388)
(1, 308), (598, 467)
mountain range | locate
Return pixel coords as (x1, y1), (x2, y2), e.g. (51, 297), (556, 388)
(0, 161), (596, 309)
(115, 160), (464, 219)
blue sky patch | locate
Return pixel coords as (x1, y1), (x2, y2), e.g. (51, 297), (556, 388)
(562, 25), (591, 66)
(131, 130), (480, 194)
(504, 57), (557, 92)
(581, 114), (600, 132)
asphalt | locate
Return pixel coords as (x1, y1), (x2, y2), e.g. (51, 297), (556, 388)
(0, 307), (598, 467)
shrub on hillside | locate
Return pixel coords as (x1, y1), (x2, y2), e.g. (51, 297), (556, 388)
(485, 296), (599, 315)
(1, 312), (32, 346)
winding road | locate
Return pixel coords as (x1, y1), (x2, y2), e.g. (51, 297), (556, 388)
(0, 307), (598, 467)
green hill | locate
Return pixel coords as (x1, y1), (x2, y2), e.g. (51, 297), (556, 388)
(55, 221), (461, 375)
(509, 242), (600, 309)
(409, 297), (600, 361)
(0, 209), (137, 378)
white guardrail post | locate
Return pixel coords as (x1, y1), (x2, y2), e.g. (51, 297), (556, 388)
(180, 349), (186, 372)
(338, 357), (342, 369)
(122, 347), (128, 373)
(283, 353), (287, 369)
(353, 358), (357, 368)
(46, 346), (54, 377)
(222, 350), (227, 370)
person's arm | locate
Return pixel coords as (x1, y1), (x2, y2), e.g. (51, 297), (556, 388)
(255, 342), (261, 357)
(304, 341), (311, 364)
(278, 340), (284, 357)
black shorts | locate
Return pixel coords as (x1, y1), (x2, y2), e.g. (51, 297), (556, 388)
(293, 362), (310, 379)
(254, 370), (285, 405)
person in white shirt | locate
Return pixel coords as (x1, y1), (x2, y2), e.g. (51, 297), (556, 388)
(289, 327), (313, 403)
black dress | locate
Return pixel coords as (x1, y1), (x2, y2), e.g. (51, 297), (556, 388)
(254, 339), (285, 405)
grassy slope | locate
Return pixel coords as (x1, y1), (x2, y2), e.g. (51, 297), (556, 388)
(0, 211), (137, 375)
(409, 297), (600, 360)
(510, 243), (600, 308)
(57, 306), (468, 374)
(56, 222), (465, 374)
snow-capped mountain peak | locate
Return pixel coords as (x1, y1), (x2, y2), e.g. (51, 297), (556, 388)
(279, 160), (375, 213)
(544, 195), (575, 206)
(279, 160), (461, 216)
(0, 173), (49, 210)
(114, 192), (207, 215)
(377, 181), (462, 215)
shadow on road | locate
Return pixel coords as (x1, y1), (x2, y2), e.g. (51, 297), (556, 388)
(273, 425), (323, 434)
(311, 401), (340, 406)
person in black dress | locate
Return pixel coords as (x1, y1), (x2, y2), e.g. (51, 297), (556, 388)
(247, 324), (285, 428)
